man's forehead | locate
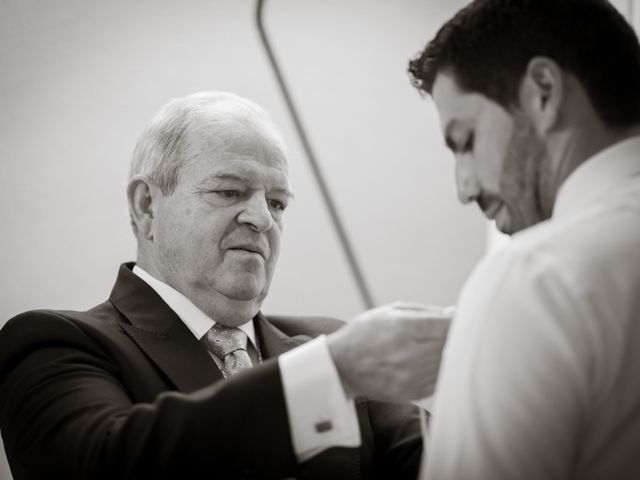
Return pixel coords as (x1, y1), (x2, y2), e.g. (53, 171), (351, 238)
(432, 73), (484, 131)
(195, 119), (286, 158)
(196, 115), (275, 140)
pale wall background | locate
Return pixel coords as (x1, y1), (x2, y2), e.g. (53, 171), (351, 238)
(0, 0), (478, 325)
(2, 1), (635, 478)
(0, 1), (477, 477)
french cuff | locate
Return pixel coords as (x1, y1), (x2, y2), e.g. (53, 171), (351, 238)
(279, 334), (361, 462)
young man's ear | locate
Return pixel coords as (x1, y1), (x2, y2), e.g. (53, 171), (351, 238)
(519, 56), (564, 135)
(127, 175), (160, 241)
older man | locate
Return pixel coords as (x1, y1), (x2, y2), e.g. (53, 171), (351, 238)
(0, 92), (445, 479)
(408, 0), (640, 478)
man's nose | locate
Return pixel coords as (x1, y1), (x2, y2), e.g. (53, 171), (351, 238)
(237, 193), (273, 232)
(455, 159), (481, 205)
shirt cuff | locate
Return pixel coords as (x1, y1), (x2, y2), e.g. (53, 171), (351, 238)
(279, 334), (361, 462)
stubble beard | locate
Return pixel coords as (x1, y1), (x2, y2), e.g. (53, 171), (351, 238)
(499, 113), (553, 234)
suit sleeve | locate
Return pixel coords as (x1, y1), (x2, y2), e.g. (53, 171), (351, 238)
(0, 312), (298, 480)
(363, 399), (423, 480)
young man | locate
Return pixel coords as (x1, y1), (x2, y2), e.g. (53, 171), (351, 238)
(409, 0), (640, 478)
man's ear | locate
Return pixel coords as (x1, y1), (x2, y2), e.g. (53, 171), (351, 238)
(519, 56), (564, 135)
(127, 175), (159, 241)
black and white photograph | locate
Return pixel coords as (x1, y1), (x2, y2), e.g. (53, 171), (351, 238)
(1, 1), (640, 478)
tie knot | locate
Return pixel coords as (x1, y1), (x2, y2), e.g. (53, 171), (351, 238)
(204, 324), (249, 359)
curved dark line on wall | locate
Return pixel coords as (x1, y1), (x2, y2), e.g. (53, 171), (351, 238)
(255, 0), (375, 309)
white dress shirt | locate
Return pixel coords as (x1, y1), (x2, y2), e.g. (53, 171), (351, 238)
(132, 266), (360, 462)
(423, 136), (640, 479)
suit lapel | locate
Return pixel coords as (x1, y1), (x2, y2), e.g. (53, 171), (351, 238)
(111, 268), (362, 479)
(254, 313), (311, 359)
(110, 263), (223, 393)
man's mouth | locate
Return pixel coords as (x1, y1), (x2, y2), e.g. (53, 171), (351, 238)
(482, 202), (502, 220)
(228, 244), (267, 259)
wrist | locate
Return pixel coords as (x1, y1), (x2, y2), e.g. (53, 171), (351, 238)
(326, 330), (357, 399)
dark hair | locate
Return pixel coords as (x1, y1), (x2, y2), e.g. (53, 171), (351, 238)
(408, 0), (640, 127)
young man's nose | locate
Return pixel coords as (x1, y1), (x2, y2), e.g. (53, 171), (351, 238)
(455, 161), (481, 205)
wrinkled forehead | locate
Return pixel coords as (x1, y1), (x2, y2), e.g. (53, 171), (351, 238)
(189, 117), (289, 171)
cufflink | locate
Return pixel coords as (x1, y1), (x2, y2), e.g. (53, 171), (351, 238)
(314, 420), (333, 433)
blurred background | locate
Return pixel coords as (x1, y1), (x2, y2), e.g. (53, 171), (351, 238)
(0, 1), (637, 478)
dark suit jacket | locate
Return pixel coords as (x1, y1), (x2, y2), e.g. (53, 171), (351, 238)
(0, 264), (422, 479)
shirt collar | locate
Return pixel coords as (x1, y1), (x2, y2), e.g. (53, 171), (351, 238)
(132, 265), (256, 347)
(553, 135), (640, 219)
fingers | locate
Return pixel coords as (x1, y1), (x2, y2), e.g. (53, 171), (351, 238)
(410, 316), (451, 340)
(387, 310), (452, 340)
(332, 301), (454, 401)
(353, 302), (453, 341)
(390, 301), (436, 311)
(386, 302), (456, 325)
(355, 302), (454, 322)
(390, 300), (440, 309)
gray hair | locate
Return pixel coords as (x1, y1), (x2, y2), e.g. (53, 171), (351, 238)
(130, 91), (285, 195)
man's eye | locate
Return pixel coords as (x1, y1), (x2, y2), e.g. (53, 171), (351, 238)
(215, 190), (241, 199)
(268, 199), (286, 211)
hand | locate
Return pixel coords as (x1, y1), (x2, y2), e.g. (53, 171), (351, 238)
(327, 302), (453, 402)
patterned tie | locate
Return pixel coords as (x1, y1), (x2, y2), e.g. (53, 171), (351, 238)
(202, 324), (253, 377)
